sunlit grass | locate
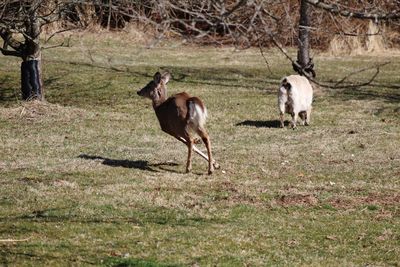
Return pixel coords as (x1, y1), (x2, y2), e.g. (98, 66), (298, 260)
(0, 34), (399, 266)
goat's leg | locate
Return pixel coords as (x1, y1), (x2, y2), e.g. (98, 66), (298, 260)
(279, 112), (285, 128)
(291, 112), (298, 129)
(197, 128), (214, 175)
(305, 107), (312, 126)
(299, 111), (307, 126)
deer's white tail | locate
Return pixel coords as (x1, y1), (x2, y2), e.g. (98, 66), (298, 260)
(188, 100), (208, 131)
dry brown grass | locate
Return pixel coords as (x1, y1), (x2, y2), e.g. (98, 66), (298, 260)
(326, 21), (397, 56)
(0, 100), (86, 122)
(0, 35), (399, 266)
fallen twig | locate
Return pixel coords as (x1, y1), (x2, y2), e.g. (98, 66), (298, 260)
(0, 237), (31, 242)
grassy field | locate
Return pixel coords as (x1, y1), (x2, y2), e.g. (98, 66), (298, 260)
(0, 33), (399, 266)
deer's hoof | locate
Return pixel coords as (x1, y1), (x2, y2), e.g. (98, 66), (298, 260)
(208, 169), (214, 175)
(212, 161), (220, 169)
(193, 138), (202, 144)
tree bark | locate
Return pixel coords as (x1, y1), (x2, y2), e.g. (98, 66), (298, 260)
(21, 4), (43, 101)
(293, 0), (316, 78)
(21, 60), (42, 100)
(0, 1), (44, 101)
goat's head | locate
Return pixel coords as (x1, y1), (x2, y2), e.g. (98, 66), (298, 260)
(281, 78), (292, 91)
(137, 71), (171, 100)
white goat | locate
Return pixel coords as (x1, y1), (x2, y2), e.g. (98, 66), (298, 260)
(278, 75), (313, 129)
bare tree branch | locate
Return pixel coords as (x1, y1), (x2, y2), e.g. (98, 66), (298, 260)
(258, 39), (273, 75)
(0, 28), (23, 52)
(266, 28), (390, 89)
(0, 46), (22, 56)
(306, 0), (400, 21)
(333, 61), (390, 88)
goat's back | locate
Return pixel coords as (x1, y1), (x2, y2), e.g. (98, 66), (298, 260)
(280, 75), (313, 111)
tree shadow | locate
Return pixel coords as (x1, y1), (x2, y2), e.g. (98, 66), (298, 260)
(0, 76), (18, 104)
(328, 80), (400, 104)
(337, 87), (400, 103)
(43, 77), (60, 87)
(0, 250), (96, 265)
(161, 65), (281, 93)
(78, 154), (183, 173)
(0, 205), (227, 226)
(58, 60), (280, 93)
(236, 119), (290, 128)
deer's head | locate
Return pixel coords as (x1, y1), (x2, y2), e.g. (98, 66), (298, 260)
(137, 72), (171, 103)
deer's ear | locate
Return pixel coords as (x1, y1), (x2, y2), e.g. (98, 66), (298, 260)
(161, 72), (171, 84)
(153, 72), (162, 83)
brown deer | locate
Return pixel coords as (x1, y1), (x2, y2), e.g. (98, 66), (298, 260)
(137, 71), (218, 174)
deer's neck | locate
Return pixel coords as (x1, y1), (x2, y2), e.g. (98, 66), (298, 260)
(152, 87), (167, 108)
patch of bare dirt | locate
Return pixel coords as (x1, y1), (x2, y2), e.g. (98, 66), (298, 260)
(328, 193), (400, 209)
(276, 194), (319, 207)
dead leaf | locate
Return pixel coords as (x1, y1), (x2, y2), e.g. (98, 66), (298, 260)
(326, 235), (337, 241)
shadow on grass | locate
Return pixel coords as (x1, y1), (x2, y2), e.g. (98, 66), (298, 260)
(149, 65), (282, 93)
(61, 62), (400, 101)
(236, 120), (290, 128)
(78, 154), (182, 173)
(0, 250), (96, 265)
(79, 154), (155, 171)
(54, 60), (279, 92)
(335, 86), (400, 103)
(0, 76), (18, 104)
(0, 205), (227, 227)
(104, 257), (179, 267)
(0, 250), (175, 267)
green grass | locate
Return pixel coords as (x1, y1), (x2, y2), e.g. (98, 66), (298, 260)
(0, 33), (399, 266)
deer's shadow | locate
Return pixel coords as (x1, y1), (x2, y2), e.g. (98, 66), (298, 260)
(236, 120), (290, 128)
(78, 154), (180, 173)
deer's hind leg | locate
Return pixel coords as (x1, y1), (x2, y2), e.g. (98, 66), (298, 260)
(196, 128), (214, 175)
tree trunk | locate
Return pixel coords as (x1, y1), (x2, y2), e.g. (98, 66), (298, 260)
(293, 0), (316, 77)
(21, 59), (42, 100)
(0, 0), (45, 101)
(21, 4), (44, 101)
